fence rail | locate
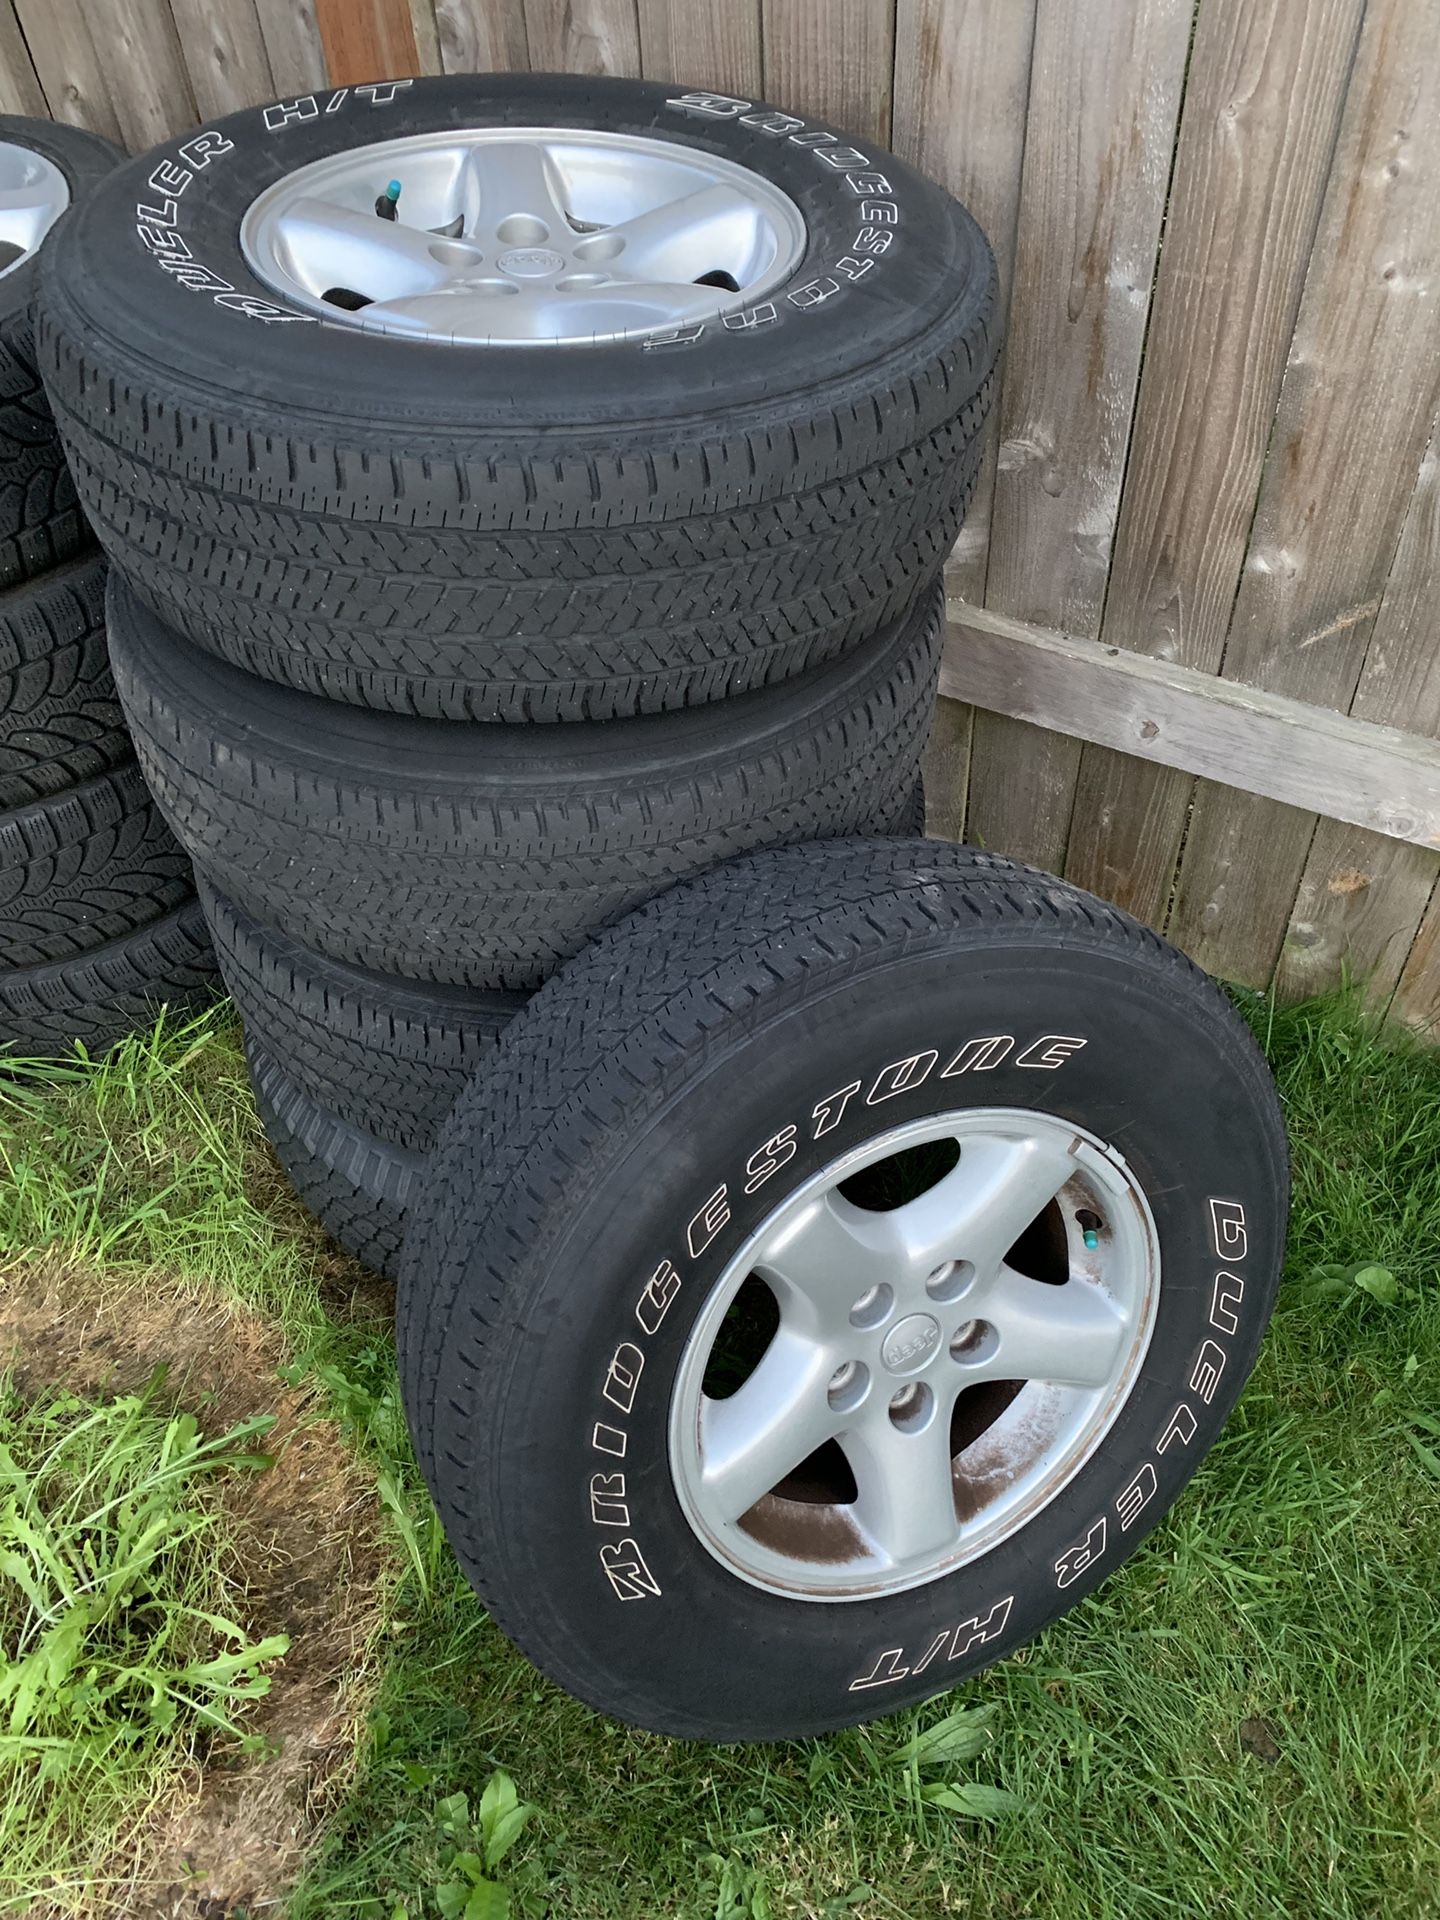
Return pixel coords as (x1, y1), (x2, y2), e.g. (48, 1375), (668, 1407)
(4, 0), (1437, 1026)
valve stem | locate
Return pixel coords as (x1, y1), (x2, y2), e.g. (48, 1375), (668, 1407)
(375, 178), (401, 221)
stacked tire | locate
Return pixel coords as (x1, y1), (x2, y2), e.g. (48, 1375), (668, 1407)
(39, 73), (997, 1269)
(0, 118), (216, 1061)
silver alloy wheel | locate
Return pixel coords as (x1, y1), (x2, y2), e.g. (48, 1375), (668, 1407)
(669, 1109), (1160, 1601)
(0, 141), (68, 280)
(240, 127), (807, 344)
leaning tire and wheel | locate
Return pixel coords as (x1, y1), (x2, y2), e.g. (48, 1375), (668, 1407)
(40, 73), (996, 723)
(398, 840), (1288, 1742)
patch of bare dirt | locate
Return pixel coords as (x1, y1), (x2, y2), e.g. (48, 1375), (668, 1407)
(0, 1257), (393, 1919)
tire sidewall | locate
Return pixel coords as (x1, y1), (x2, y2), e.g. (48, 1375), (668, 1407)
(46, 72), (989, 430)
(433, 938), (1285, 1740)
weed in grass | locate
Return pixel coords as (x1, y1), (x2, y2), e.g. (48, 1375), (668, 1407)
(0, 1370), (286, 1914)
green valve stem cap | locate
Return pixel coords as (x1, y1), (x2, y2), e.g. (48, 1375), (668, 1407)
(375, 179), (401, 220)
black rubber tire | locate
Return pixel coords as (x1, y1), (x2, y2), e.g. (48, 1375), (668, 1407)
(0, 554), (129, 808)
(0, 116), (119, 588)
(899, 773), (925, 837)
(41, 74), (995, 721)
(204, 782), (920, 1150)
(110, 573), (941, 991)
(0, 894), (217, 1057)
(203, 878), (523, 1152)
(0, 760), (195, 968)
(397, 838), (1289, 1743)
(248, 1042), (422, 1280)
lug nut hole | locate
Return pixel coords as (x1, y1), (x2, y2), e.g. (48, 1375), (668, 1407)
(950, 1319), (996, 1364)
(828, 1361), (870, 1415)
(496, 213), (549, 246)
(888, 1381), (935, 1433)
(849, 1283), (894, 1331)
(926, 1259), (975, 1303)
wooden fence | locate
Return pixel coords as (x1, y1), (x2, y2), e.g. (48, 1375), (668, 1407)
(3, 0), (1438, 1024)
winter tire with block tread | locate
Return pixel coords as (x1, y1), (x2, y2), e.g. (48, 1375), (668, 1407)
(0, 896), (216, 1058)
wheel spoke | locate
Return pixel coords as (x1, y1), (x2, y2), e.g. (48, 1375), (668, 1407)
(751, 1192), (892, 1334)
(699, 1330), (839, 1522)
(604, 182), (763, 283)
(844, 1400), (959, 1567)
(270, 197), (458, 302)
(471, 139), (574, 239)
(980, 1266), (1130, 1387)
(0, 182), (55, 257)
(875, 1132), (1079, 1279)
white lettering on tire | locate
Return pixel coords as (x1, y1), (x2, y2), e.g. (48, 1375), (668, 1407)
(848, 1594), (1015, 1692)
(589, 1473), (631, 1527)
(1209, 1199), (1248, 1260)
(599, 1539), (662, 1601)
(1015, 1034), (1087, 1070)
(1115, 1462), (1157, 1532)
(866, 1050), (938, 1104)
(635, 1260), (682, 1336)
(1054, 1516), (1107, 1589)
(687, 1186), (730, 1259)
(602, 1342), (644, 1415)
(137, 84), (412, 321)
(943, 1035), (1014, 1076)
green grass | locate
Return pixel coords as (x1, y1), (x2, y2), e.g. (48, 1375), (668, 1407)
(2, 992), (1439, 1918)
(0, 1369), (286, 1913)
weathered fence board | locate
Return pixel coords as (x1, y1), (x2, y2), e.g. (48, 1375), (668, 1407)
(962, 0), (1192, 873)
(638, 0), (760, 93)
(168, 0), (275, 120)
(81, 0), (196, 145)
(12, 0), (119, 142)
(522, 0), (641, 76)
(1167, 0), (1440, 984)
(431, 0), (528, 71)
(1062, 0), (1363, 926)
(314, 0), (420, 84)
(1276, 428), (1440, 1005)
(891, 0), (1039, 839)
(0, 3), (44, 118)
(941, 604), (1440, 851)
(760, 0), (895, 145)
(250, 0), (328, 95)
(1394, 885), (1440, 1032)
(3, 0), (1440, 1019)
